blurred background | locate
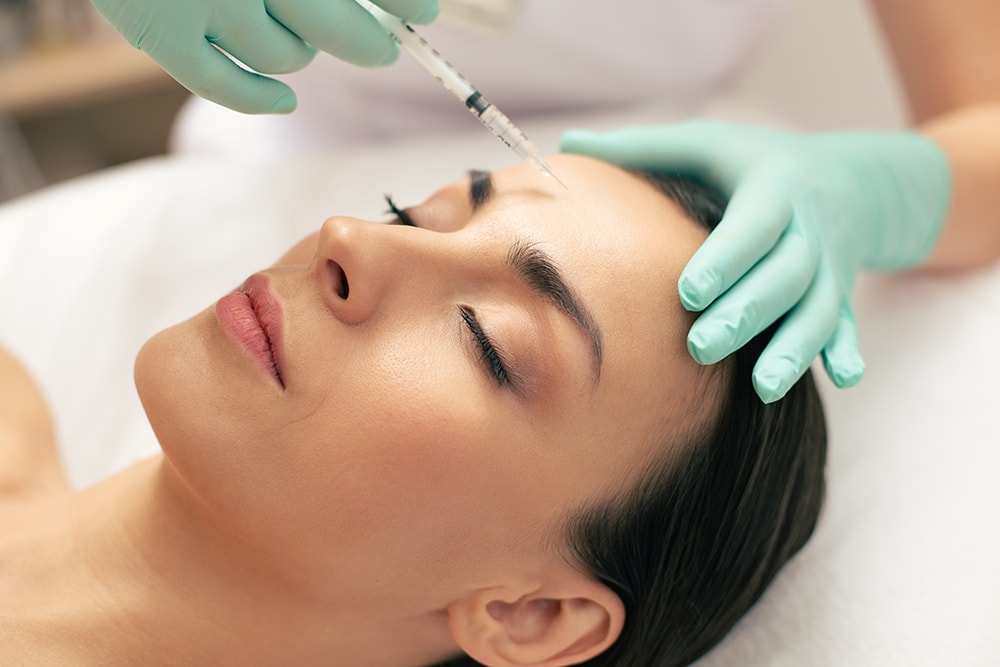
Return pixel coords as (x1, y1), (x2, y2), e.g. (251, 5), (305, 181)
(0, 0), (907, 204)
(0, 0), (187, 201)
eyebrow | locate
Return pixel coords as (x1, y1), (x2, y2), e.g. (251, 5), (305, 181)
(469, 169), (493, 211)
(468, 170), (604, 383)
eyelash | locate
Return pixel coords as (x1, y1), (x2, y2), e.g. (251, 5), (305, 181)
(458, 306), (512, 388)
(384, 194), (416, 227)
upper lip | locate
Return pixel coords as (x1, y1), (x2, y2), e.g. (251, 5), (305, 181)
(241, 274), (286, 388)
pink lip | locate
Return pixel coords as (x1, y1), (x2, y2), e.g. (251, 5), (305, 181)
(215, 274), (286, 389)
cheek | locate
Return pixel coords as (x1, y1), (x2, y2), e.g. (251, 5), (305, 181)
(282, 335), (551, 563)
(267, 324), (499, 527)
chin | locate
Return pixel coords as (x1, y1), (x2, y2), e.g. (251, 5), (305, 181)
(135, 317), (209, 464)
(133, 310), (286, 528)
(133, 310), (245, 472)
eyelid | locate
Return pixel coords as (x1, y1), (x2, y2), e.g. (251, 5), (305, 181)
(458, 306), (515, 389)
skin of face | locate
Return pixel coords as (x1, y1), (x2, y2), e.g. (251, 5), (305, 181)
(132, 154), (716, 637)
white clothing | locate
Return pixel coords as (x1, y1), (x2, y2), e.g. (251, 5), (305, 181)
(170, 0), (793, 156)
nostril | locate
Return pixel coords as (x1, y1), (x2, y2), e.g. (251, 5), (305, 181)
(328, 259), (349, 299)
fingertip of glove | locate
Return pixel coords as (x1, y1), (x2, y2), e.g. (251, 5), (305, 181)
(270, 93), (297, 114)
(753, 367), (793, 403)
(686, 337), (710, 366)
(681, 263), (727, 312)
(828, 356), (865, 388)
(686, 326), (730, 366)
(559, 129), (600, 153)
(411, 1), (440, 24)
(678, 274), (713, 311)
(753, 373), (787, 404)
(369, 40), (400, 66)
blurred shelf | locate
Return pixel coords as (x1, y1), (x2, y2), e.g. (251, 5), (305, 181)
(0, 33), (189, 201)
(0, 35), (178, 117)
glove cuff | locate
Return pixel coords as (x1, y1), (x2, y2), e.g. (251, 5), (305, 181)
(810, 130), (952, 270)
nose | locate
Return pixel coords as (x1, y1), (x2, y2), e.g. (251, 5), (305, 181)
(313, 216), (442, 325)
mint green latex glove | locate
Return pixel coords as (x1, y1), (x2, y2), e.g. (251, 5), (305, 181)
(561, 121), (952, 402)
(91, 0), (439, 113)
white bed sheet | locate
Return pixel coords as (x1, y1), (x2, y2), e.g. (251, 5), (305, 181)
(0, 106), (997, 665)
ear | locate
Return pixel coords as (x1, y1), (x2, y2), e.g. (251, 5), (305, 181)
(447, 575), (625, 667)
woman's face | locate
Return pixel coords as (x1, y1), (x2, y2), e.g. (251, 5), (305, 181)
(135, 155), (714, 606)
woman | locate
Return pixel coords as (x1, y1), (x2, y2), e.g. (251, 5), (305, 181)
(1, 155), (825, 666)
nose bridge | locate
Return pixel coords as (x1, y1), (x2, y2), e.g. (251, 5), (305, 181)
(314, 216), (459, 325)
(319, 215), (458, 270)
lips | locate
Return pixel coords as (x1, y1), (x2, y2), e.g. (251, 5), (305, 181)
(215, 274), (285, 388)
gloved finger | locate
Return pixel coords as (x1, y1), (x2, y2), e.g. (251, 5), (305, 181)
(687, 220), (819, 366)
(267, 0), (399, 67)
(373, 0), (440, 24)
(678, 162), (795, 311)
(821, 302), (866, 388)
(751, 267), (842, 403)
(208, 11), (316, 75)
(166, 41), (300, 114)
(560, 122), (757, 189)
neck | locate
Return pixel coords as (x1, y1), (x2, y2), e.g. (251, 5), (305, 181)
(0, 456), (457, 666)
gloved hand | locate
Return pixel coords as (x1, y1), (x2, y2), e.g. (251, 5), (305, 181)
(561, 121), (951, 402)
(91, 0), (439, 113)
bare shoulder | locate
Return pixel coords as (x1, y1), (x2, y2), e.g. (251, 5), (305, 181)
(0, 344), (69, 499)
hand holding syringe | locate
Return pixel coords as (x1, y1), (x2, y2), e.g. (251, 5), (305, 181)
(356, 0), (566, 188)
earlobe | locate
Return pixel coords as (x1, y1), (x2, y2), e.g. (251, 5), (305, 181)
(447, 580), (624, 667)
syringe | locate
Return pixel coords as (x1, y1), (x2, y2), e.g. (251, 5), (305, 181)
(357, 0), (567, 188)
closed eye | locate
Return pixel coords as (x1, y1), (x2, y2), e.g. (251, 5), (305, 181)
(458, 306), (512, 388)
(384, 194), (416, 227)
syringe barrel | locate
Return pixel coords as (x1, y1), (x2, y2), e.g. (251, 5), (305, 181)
(475, 104), (539, 160)
(359, 0), (476, 102)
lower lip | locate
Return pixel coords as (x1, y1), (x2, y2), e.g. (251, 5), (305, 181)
(216, 285), (283, 388)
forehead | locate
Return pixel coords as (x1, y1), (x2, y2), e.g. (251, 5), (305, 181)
(486, 156), (715, 462)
